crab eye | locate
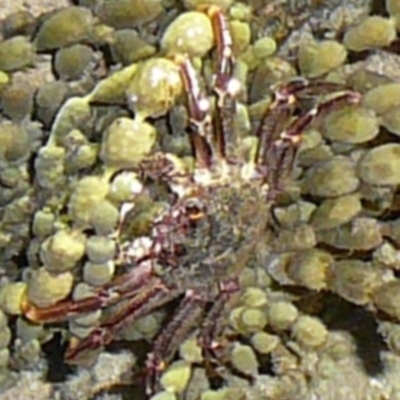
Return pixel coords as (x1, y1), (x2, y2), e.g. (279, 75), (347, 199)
(184, 197), (205, 221)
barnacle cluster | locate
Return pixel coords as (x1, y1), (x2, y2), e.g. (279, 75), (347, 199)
(2, 0), (400, 399)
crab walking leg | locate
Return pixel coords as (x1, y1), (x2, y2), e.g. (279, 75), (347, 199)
(265, 91), (362, 190)
(22, 261), (155, 323)
(66, 280), (181, 361)
(175, 55), (213, 169)
(254, 79), (351, 168)
(207, 6), (241, 161)
(198, 279), (239, 358)
(145, 289), (206, 395)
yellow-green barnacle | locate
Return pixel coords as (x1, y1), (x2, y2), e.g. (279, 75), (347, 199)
(179, 335), (203, 363)
(286, 249), (332, 291)
(160, 360), (192, 394)
(108, 171), (144, 204)
(298, 39), (347, 78)
(230, 343), (259, 376)
(95, 0), (163, 29)
(321, 106), (379, 144)
(89, 200), (119, 235)
(35, 146), (65, 189)
(373, 242), (400, 270)
(310, 194), (362, 231)
(13, 338), (42, 369)
(85, 235), (116, 264)
(54, 44), (95, 81)
(357, 144), (400, 186)
(100, 117), (156, 170)
(88, 63), (138, 104)
(83, 260), (115, 287)
(316, 217), (383, 251)
(110, 30), (156, 66)
(291, 316), (328, 350)
(237, 307), (268, 334)
(271, 224), (316, 252)
(26, 267), (74, 308)
(302, 156), (359, 198)
(362, 83), (400, 115)
(40, 229), (86, 273)
(241, 287), (268, 308)
(126, 58), (183, 120)
(373, 281), (400, 320)
(32, 209), (55, 239)
(329, 260), (382, 306)
(35, 6), (94, 51)
(343, 16), (397, 52)
(267, 301), (299, 332)
(161, 11), (214, 58)
(48, 96), (92, 147)
(0, 36), (35, 72)
(251, 332), (279, 355)
(0, 282), (27, 315)
(16, 317), (46, 344)
(0, 121), (30, 163)
(68, 175), (110, 227)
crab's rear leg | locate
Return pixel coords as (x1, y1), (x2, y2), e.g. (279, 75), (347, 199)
(22, 260), (155, 323)
(66, 278), (181, 362)
(145, 288), (207, 395)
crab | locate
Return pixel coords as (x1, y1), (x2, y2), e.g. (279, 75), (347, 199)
(21, 6), (361, 396)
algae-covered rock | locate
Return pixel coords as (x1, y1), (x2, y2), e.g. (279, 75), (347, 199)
(36, 7), (94, 51)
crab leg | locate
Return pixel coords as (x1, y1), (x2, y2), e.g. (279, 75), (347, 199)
(175, 55), (213, 169)
(145, 288), (207, 395)
(254, 79), (345, 167)
(265, 90), (361, 191)
(198, 279), (239, 358)
(23, 261), (155, 323)
(66, 279), (181, 361)
(207, 6), (241, 161)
